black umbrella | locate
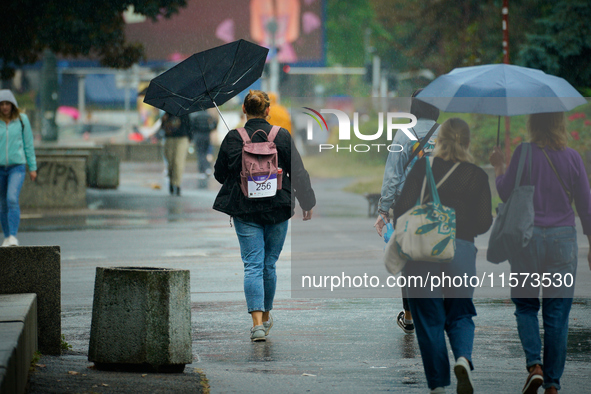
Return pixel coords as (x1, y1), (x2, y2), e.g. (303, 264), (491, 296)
(143, 39), (269, 129)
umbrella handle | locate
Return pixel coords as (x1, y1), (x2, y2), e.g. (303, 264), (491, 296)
(496, 116), (500, 146)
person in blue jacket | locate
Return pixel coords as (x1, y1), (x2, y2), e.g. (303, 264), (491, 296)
(0, 90), (37, 246)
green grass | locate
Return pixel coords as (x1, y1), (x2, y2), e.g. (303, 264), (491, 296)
(302, 153), (384, 179)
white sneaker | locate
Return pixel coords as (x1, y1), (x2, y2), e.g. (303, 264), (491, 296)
(6, 236), (18, 246)
(454, 356), (474, 394)
(263, 312), (273, 336)
(430, 387), (446, 394)
(1, 238), (9, 247)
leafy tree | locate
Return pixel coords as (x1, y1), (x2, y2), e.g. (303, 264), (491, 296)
(326, 0), (389, 67)
(518, 0), (591, 90)
(369, 0), (544, 75)
(0, 0), (187, 80)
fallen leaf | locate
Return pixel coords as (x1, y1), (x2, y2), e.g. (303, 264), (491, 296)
(67, 371), (79, 375)
(142, 374), (147, 377)
(35, 364), (46, 368)
(102, 383), (109, 387)
(302, 373), (316, 377)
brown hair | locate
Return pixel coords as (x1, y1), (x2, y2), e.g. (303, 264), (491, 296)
(528, 112), (567, 150)
(243, 90), (270, 118)
(432, 118), (474, 163)
(0, 102), (20, 122)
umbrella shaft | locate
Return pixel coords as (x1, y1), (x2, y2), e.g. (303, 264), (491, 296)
(213, 101), (230, 131)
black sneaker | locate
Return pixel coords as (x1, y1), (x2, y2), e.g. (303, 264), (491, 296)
(397, 311), (415, 334)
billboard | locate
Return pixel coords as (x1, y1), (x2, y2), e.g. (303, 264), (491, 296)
(125, 0), (325, 65)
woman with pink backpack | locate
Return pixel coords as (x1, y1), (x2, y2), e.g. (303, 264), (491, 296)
(213, 90), (315, 341)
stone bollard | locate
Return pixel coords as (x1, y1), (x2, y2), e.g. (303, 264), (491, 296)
(88, 267), (192, 372)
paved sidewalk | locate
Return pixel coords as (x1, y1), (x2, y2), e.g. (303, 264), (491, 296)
(19, 162), (591, 393)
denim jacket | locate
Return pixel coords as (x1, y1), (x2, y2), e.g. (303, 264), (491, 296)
(378, 118), (438, 213)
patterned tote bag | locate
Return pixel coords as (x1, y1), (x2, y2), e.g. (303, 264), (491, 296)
(394, 157), (459, 263)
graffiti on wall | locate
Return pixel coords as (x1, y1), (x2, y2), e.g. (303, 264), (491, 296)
(36, 161), (80, 192)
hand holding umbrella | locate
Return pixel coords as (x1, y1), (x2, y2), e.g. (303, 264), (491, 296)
(489, 146), (506, 177)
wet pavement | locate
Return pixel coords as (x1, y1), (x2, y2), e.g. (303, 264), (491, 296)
(21, 162), (591, 393)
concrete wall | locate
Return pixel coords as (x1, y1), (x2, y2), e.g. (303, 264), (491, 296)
(0, 247), (61, 355)
(20, 154), (87, 209)
(103, 144), (165, 162)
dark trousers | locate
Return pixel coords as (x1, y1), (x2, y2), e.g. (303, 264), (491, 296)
(194, 133), (211, 174)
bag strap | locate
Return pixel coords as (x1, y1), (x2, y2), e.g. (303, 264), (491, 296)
(236, 127), (250, 143)
(542, 148), (573, 204)
(403, 123), (439, 172)
(420, 158), (460, 204)
(267, 125), (281, 142)
(515, 142), (532, 188)
(19, 116), (24, 132)
(409, 127), (420, 140)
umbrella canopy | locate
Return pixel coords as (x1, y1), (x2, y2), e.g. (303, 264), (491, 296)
(144, 39), (269, 117)
(415, 64), (587, 116)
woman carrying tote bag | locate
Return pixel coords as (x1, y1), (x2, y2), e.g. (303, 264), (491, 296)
(489, 112), (591, 394)
(393, 118), (492, 394)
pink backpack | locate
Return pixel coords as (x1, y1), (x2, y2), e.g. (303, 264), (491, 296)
(237, 126), (283, 199)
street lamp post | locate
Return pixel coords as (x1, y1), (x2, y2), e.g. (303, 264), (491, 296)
(267, 18), (279, 94)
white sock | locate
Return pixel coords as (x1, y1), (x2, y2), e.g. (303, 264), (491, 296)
(404, 318), (413, 325)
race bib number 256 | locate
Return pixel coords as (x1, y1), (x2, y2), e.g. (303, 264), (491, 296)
(247, 174), (277, 198)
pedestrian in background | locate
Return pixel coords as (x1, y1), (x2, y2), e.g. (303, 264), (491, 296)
(267, 92), (292, 134)
(189, 109), (218, 180)
(161, 112), (191, 196)
(375, 88), (440, 334)
(213, 90), (315, 342)
(394, 118), (492, 394)
(490, 112), (591, 394)
(0, 89), (37, 247)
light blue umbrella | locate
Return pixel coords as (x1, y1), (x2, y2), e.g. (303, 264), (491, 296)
(415, 64), (586, 116)
(415, 64), (587, 144)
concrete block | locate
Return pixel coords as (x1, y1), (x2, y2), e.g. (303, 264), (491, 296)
(0, 323), (25, 394)
(87, 154), (120, 189)
(0, 354), (17, 394)
(0, 294), (38, 367)
(89, 267), (192, 372)
(0, 294), (38, 394)
(0, 247), (61, 355)
(20, 154), (87, 209)
(126, 144), (164, 162)
(0, 366), (17, 394)
(102, 144), (127, 162)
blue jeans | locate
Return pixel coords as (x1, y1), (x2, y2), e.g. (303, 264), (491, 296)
(0, 165), (26, 238)
(510, 226), (577, 391)
(404, 239), (478, 389)
(233, 218), (289, 313)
